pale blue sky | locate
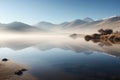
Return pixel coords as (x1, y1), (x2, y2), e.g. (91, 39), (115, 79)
(0, 0), (120, 24)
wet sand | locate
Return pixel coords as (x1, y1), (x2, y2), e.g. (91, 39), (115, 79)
(0, 59), (38, 80)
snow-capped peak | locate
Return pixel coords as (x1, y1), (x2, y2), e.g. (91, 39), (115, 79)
(102, 15), (120, 20)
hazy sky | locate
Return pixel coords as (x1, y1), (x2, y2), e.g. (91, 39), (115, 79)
(0, 0), (120, 24)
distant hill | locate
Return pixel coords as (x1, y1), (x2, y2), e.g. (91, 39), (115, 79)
(83, 17), (94, 22)
(0, 16), (120, 32)
(69, 16), (120, 34)
(34, 17), (94, 29)
(62, 19), (88, 28)
(95, 16), (120, 31)
(59, 22), (70, 27)
(35, 21), (56, 30)
(3, 21), (41, 32)
(0, 23), (6, 29)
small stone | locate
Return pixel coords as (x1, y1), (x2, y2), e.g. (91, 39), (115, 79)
(2, 58), (8, 61)
(15, 70), (23, 76)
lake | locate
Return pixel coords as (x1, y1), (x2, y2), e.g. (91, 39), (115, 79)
(0, 35), (120, 80)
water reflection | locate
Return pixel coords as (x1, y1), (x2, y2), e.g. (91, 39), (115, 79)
(0, 36), (120, 80)
(0, 36), (120, 57)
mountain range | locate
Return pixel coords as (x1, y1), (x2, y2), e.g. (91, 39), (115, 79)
(0, 16), (120, 32)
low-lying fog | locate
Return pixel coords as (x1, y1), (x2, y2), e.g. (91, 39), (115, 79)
(0, 31), (119, 57)
(0, 30), (120, 80)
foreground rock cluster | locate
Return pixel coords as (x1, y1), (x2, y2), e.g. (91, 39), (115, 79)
(84, 29), (120, 44)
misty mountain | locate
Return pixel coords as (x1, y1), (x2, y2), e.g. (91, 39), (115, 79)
(59, 22), (70, 27)
(74, 16), (120, 33)
(95, 16), (120, 30)
(104, 16), (120, 22)
(62, 19), (88, 28)
(59, 18), (94, 28)
(83, 17), (94, 22)
(35, 21), (56, 30)
(35, 18), (94, 29)
(4, 21), (40, 32)
(0, 23), (2, 26)
(0, 16), (120, 32)
(0, 23), (6, 29)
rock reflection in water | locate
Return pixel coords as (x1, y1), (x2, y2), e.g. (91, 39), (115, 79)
(0, 35), (120, 57)
(0, 35), (120, 80)
(84, 29), (120, 46)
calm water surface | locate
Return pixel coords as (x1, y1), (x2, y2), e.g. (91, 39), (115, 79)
(0, 36), (120, 80)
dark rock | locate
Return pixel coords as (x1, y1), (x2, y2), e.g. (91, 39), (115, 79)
(21, 68), (28, 71)
(15, 70), (23, 76)
(98, 29), (113, 35)
(15, 68), (28, 76)
(2, 58), (8, 61)
(70, 33), (78, 39)
(84, 35), (92, 41)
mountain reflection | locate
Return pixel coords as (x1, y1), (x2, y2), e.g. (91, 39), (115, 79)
(0, 35), (120, 57)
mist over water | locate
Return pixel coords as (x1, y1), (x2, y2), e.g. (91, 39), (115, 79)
(0, 0), (120, 79)
(0, 32), (120, 80)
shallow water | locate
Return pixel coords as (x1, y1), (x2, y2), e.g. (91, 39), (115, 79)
(0, 35), (120, 80)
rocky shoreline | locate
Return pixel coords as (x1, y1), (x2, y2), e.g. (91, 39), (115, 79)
(84, 29), (120, 44)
